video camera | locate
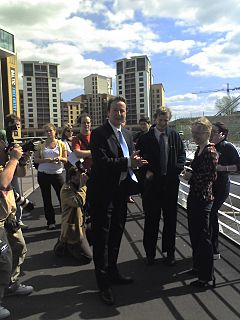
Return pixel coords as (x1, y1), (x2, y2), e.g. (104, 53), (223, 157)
(13, 189), (35, 212)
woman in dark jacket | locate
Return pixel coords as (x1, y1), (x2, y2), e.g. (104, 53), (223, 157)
(183, 117), (218, 288)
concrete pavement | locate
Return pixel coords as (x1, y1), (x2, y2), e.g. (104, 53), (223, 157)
(3, 185), (240, 320)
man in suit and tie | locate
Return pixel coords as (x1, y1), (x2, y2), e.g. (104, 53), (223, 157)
(88, 96), (148, 305)
(136, 107), (186, 266)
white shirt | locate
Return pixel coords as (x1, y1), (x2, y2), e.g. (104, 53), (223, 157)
(38, 145), (64, 174)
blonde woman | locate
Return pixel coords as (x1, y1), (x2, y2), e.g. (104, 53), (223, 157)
(183, 117), (218, 288)
(34, 123), (67, 229)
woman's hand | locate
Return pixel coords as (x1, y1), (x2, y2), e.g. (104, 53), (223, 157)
(181, 168), (192, 181)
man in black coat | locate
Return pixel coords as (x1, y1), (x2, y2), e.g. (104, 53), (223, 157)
(88, 96), (147, 305)
(136, 107), (186, 266)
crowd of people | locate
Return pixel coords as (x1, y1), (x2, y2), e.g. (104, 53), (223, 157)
(1, 99), (240, 317)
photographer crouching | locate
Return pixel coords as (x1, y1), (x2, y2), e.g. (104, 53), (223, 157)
(54, 165), (92, 264)
(0, 144), (33, 319)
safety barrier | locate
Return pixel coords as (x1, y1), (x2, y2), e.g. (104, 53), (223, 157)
(178, 178), (240, 246)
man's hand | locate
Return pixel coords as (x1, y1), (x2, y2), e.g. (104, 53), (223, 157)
(9, 144), (23, 161)
(130, 150), (148, 168)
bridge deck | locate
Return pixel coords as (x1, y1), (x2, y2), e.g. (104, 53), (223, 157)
(4, 187), (240, 320)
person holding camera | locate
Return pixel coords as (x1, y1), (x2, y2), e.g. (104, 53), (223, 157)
(54, 166), (92, 263)
(34, 123), (67, 230)
(0, 144), (33, 319)
(5, 114), (30, 229)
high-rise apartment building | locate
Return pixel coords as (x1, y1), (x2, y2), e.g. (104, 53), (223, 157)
(115, 55), (152, 125)
(151, 83), (165, 118)
(22, 61), (61, 132)
(84, 74), (113, 127)
(61, 95), (87, 127)
(0, 28), (21, 136)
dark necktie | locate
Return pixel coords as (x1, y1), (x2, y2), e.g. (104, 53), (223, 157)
(159, 133), (167, 175)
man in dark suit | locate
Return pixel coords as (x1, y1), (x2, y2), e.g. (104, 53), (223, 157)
(136, 107), (186, 266)
(88, 96), (147, 305)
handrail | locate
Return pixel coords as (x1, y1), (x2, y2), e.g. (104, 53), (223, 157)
(178, 178), (240, 245)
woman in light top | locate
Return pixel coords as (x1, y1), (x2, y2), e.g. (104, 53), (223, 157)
(34, 123), (67, 230)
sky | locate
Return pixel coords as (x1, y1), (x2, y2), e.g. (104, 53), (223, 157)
(1, 0), (240, 119)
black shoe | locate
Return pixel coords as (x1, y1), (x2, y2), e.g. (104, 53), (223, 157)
(165, 255), (176, 266)
(109, 273), (133, 285)
(186, 268), (199, 276)
(190, 280), (212, 289)
(99, 288), (114, 305)
(145, 257), (155, 266)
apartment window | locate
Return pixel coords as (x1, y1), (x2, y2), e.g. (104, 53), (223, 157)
(53, 99), (57, 102)
(139, 83), (144, 87)
(117, 61), (123, 75)
(140, 104), (144, 108)
(139, 77), (143, 81)
(139, 88), (144, 92)
(140, 109), (145, 113)
(49, 65), (58, 78)
(137, 58), (145, 71)
(52, 83), (56, 87)
(28, 98), (32, 101)
(139, 72), (143, 76)
(52, 78), (56, 82)
(29, 124), (34, 128)
(140, 99), (144, 103)
(156, 89), (160, 93)
(119, 86), (122, 90)
(52, 89), (56, 92)
(27, 93), (32, 96)
(53, 94), (56, 97)
(140, 93), (144, 97)
(27, 82), (32, 86)
(23, 63), (33, 76)
(119, 91), (122, 95)
(53, 104), (57, 107)
(27, 77), (31, 81)
(27, 87), (32, 91)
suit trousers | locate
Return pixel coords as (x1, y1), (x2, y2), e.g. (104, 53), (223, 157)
(143, 177), (179, 259)
(210, 179), (230, 254)
(91, 185), (128, 290)
(187, 194), (213, 282)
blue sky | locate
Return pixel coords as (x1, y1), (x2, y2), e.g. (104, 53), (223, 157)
(0, 0), (239, 118)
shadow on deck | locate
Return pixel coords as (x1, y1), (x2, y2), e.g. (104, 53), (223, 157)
(4, 188), (240, 320)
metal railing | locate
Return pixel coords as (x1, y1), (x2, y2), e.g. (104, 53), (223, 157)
(178, 178), (240, 246)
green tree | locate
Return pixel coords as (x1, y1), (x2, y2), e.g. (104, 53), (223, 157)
(215, 96), (239, 115)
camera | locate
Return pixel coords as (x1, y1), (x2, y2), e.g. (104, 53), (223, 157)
(13, 189), (35, 212)
(75, 160), (90, 176)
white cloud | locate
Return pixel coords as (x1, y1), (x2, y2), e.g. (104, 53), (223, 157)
(1, 0), (239, 104)
(183, 29), (240, 78)
(16, 40), (115, 92)
(166, 93), (198, 103)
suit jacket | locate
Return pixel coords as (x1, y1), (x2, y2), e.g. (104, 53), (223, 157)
(87, 121), (135, 206)
(136, 127), (186, 184)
